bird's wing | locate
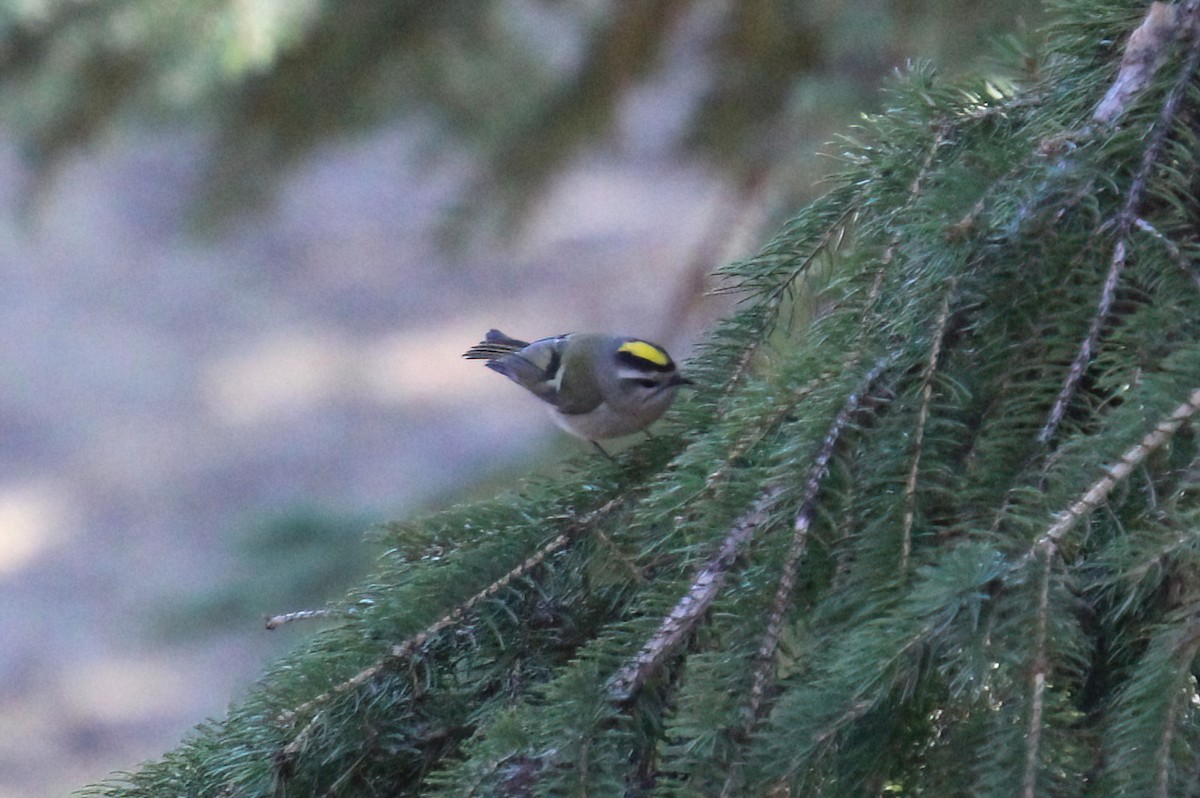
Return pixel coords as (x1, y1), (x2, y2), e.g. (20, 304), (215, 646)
(462, 329), (531, 360)
(485, 335), (570, 407)
(553, 338), (605, 415)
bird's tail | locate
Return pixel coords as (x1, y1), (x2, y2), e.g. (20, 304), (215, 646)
(462, 329), (530, 360)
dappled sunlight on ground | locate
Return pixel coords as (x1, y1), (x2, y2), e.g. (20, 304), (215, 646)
(0, 481), (71, 575)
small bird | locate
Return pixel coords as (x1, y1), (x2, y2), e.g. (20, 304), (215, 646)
(464, 330), (691, 455)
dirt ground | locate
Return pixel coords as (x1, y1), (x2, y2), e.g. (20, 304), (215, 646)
(0, 123), (738, 796)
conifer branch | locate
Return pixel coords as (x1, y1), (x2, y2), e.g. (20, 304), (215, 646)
(277, 495), (626, 757)
(606, 484), (782, 703)
(1038, 237), (1124, 445)
(702, 374), (826, 496)
(882, 126), (950, 268)
(721, 203), (856, 392)
(901, 286), (955, 572)
(723, 340), (766, 398)
(1134, 216), (1200, 293)
(1040, 1), (1200, 445)
(711, 356), (893, 797)
(1124, 529), (1197, 584)
(1029, 385), (1200, 561)
(1156, 665), (1185, 798)
(1022, 546), (1053, 798)
(720, 697), (876, 797)
(1014, 385), (1200, 795)
(265, 609), (337, 630)
(1155, 616), (1200, 798)
(591, 525), (647, 582)
(811, 700), (875, 755)
(745, 356), (893, 716)
(1093, 2), (1185, 125)
(756, 206), (855, 307)
(78, 5), (1200, 793)
(609, 355), (893, 703)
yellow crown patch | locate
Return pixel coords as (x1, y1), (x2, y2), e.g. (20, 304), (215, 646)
(618, 340), (670, 367)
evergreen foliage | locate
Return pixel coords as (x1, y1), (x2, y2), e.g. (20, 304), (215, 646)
(87, 1), (1200, 795)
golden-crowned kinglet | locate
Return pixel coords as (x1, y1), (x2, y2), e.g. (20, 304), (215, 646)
(464, 329), (691, 452)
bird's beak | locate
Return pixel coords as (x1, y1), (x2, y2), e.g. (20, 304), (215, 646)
(670, 373), (694, 387)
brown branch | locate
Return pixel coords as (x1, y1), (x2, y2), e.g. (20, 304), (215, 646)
(1038, 237), (1128, 446)
(1134, 216), (1200, 293)
(708, 149), (962, 761)
(1040, 1), (1200, 445)
(609, 355), (894, 703)
(712, 356), (894, 797)
(1157, 617), (1200, 798)
(1156, 676), (1183, 798)
(606, 483), (783, 703)
(698, 259), (904, 788)
(1094, 2), (1185, 125)
(1011, 388), (1200, 795)
(1022, 546), (1053, 798)
(277, 495), (626, 759)
(265, 609), (337, 630)
(745, 356), (894, 717)
(901, 286), (955, 572)
(742, 504), (811, 716)
(1029, 385), (1200, 562)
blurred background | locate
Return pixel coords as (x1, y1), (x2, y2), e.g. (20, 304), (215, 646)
(0, 1), (1042, 795)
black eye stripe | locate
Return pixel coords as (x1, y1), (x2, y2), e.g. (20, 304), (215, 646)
(544, 347), (562, 381)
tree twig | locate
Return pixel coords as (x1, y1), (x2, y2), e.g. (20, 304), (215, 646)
(746, 356), (894, 717)
(609, 355), (893, 704)
(1040, 1), (1200, 445)
(1155, 616), (1200, 798)
(1021, 546), (1053, 798)
(719, 203), (857, 393)
(665, 167), (774, 341)
(1093, 2), (1185, 125)
(901, 286), (955, 572)
(1133, 216), (1200, 293)
(701, 374), (827, 496)
(882, 126), (950, 267)
(265, 609), (337, 630)
(711, 356), (893, 795)
(1008, 386), (1200, 795)
(277, 495), (627, 759)
(1038, 237), (1128, 446)
(1028, 385), (1200, 563)
(606, 483), (783, 703)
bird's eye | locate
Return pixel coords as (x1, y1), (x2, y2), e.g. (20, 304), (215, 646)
(635, 378), (657, 389)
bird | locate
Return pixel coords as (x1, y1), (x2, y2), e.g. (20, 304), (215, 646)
(464, 329), (691, 455)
